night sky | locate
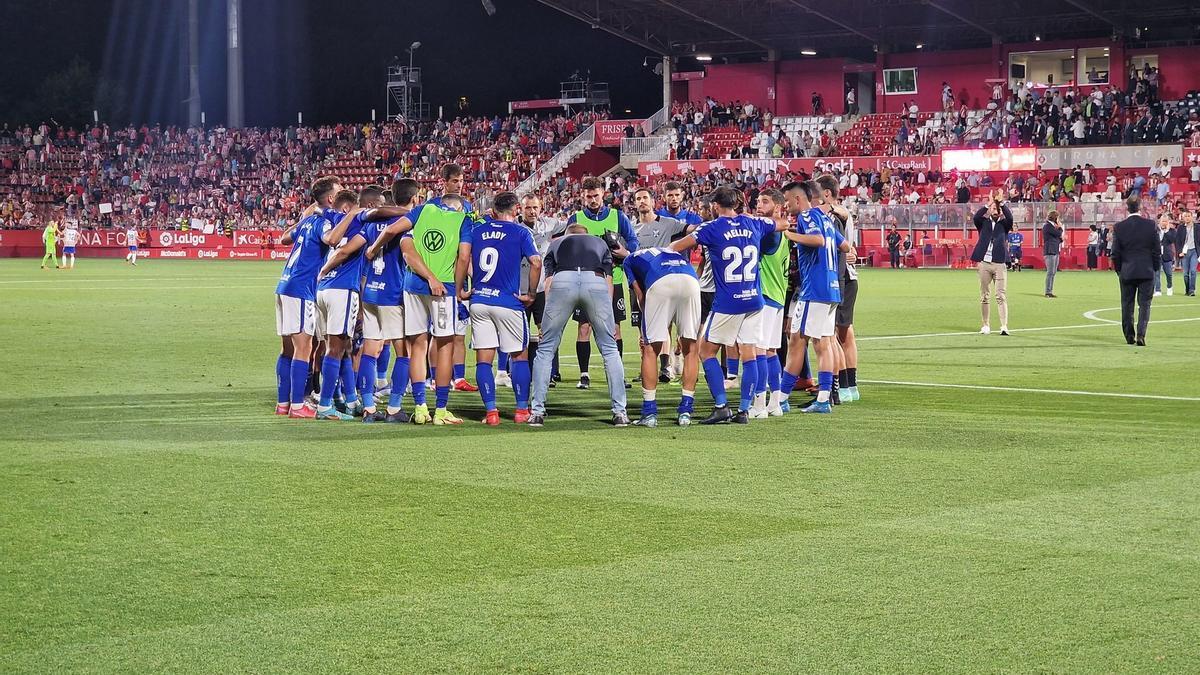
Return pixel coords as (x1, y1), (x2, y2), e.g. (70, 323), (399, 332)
(0, 0), (663, 127)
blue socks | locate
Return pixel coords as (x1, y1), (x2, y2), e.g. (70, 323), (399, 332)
(754, 355), (769, 396)
(703, 357), (728, 407)
(411, 378), (427, 406)
(498, 352), (509, 373)
(289, 358), (309, 406)
(389, 356), (411, 410)
(319, 356), (340, 407)
(726, 357), (739, 377)
(767, 354), (782, 393)
(377, 344), (391, 377)
(452, 363), (465, 381)
(739, 358), (758, 412)
(642, 398), (658, 417)
(339, 357), (358, 404)
(780, 370), (798, 397)
(511, 359), (531, 409)
(358, 355), (378, 410)
(477, 362), (496, 411)
(678, 394), (695, 414)
(817, 371), (834, 403)
(435, 385), (450, 409)
(276, 355), (290, 404)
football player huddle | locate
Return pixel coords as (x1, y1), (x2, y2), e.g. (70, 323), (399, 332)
(271, 167), (862, 427)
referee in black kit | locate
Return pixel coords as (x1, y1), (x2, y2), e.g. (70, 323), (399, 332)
(527, 225), (630, 427)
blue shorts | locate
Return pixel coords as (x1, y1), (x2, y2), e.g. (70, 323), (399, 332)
(129, 246), (138, 252)
(63, 246), (75, 254)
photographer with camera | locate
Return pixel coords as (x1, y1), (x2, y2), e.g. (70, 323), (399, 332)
(971, 190), (1014, 335)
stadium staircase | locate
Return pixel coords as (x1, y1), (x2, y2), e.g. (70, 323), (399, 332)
(517, 107), (669, 193)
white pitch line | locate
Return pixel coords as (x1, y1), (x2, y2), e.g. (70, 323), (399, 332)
(0, 276), (278, 284)
(862, 379), (1200, 402)
(2, 285), (270, 292)
(861, 304), (1200, 341)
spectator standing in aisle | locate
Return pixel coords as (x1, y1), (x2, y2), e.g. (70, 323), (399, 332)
(1087, 224), (1100, 269)
(846, 88), (857, 116)
(1042, 210), (1063, 297)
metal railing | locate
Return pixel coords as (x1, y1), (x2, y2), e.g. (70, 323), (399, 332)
(516, 124), (595, 195)
(639, 106), (669, 137)
(619, 135), (671, 158)
(851, 200), (1166, 247)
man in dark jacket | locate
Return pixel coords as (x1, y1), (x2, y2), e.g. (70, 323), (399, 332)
(1111, 195), (1161, 345)
(1155, 213), (1181, 296)
(970, 191), (1014, 335)
(886, 227), (901, 268)
(1042, 210), (1064, 297)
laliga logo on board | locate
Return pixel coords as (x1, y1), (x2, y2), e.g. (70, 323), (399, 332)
(158, 231), (173, 247)
(270, 249), (289, 260)
(159, 231), (208, 247)
(198, 250), (219, 259)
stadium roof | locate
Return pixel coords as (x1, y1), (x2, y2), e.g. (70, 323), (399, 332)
(534, 0), (1200, 60)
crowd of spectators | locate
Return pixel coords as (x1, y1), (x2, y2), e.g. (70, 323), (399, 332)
(0, 110), (607, 231)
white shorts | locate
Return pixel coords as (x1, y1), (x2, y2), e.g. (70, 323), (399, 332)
(362, 302), (404, 341)
(702, 309), (763, 347)
(275, 294), (316, 337)
(758, 304), (785, 349)
(404, 293), (459, 338)
(641, 275), (701, 344)
(469, 303), (528, 353)
(316, 288), (360, 338)
(792, 300), (836, 339)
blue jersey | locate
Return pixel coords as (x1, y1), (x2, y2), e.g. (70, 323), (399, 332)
(655, 207), (703, 227)
(623, 247), (698, 293)
(795, 208), (845, 305)
(466, 217), (538, 312)
(317, 210), (367, 292)
(692, 214), (775, 315)
(275, 213), (330, 300)
(360, 218), (405, 306)
(428, 194), (474, 213)
(1007, 232), (1024, 250)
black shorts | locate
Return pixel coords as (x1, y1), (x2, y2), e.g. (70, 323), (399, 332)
(836, 277), (858, 327)
(700, 290), (715, 323)
(527, 291), (546, 328)
(574, 283), (627, 324)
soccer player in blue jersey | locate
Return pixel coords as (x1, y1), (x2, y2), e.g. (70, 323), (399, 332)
(669, 185), (786, 425)
(566, 177), (639, 390)
(1007, 226), (1025, 272)
(322, 179), (421, 423)
(274, 176), (343, 419)
(779, 181), (850, 414)
(624, 246), (701, 427)
(751, 188), (790, 418)
(456, 191), (542, 425)
(367, 193), (473, 426)
(655, 181), (704, 227)
(427, 162), (478, 393)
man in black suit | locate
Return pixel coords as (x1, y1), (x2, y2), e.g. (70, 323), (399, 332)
(1111, 195), (1161, 346)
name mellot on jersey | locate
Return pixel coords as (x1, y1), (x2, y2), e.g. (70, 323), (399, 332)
(722, 228), (756, 241)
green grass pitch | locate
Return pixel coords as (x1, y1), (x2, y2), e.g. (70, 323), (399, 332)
(1, 259), (1198, 672)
